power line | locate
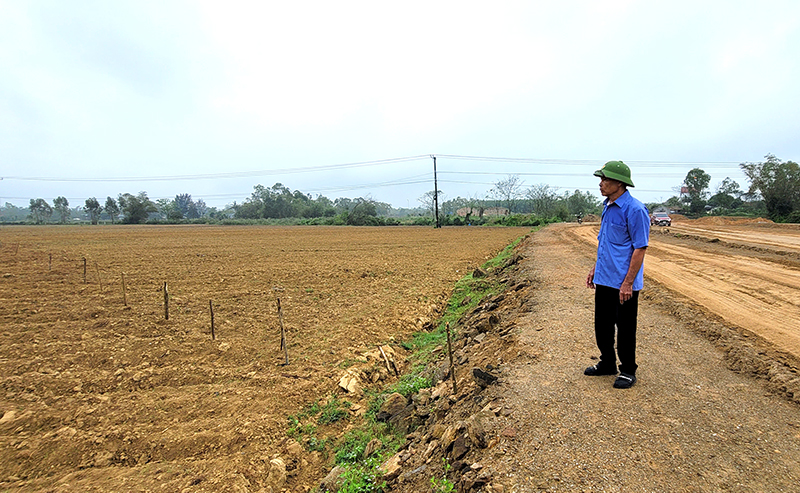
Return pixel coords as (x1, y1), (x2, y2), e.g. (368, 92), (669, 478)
(2, 155), (431, 182)
(436, 154), (744, 169)
(2, 154), (748, 183)
(440, 179), (675, 194)
(440, 171), (692, 178)
(304, 174), (432, 194)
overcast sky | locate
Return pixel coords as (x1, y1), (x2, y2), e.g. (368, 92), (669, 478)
(2, 0), (799, 209)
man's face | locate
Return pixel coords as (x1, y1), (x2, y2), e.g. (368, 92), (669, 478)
(599, 176), (623, 198)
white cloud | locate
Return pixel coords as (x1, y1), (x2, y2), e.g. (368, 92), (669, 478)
(1, 0), (799, 207)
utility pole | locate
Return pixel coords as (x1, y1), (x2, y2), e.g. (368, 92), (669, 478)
(431, 155), (441, 228)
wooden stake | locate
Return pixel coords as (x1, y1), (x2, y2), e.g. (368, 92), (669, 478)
(83, 257), (87, 283)
(49, 252), (52, 271)
(446, 322), (457, 394)
(278, 298), (288, 366)
(378, 345), (399, 376)
(163, 281), (169, 320)
(378, 345), (392, 374)
(95, 261), (102, 292)
(121, 272), (128, 306)
(209, 300), (215, 340)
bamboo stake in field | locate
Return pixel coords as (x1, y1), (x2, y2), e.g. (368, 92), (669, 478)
(163, 282), (169, 320)
(49, 252), (52, 271)
(121, 272), (127, 306)
(95, 261), (102, 293)
(209, 300), (215, 340)
(378, 345), (399, 376)
(378, 345), (392, 374)
(446, 322), (457, 394)
(278, 298), (288, 366)
(83, 257), (87, 283)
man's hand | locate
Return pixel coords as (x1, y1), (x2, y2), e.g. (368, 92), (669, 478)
(619, 280), (633, 304)
(586, 266), (596, 289)
(619, 247), (647, 304)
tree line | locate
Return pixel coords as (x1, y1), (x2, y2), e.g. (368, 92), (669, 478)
(666, 154), (800, 222)
(5, 186), (401, 226)
(434, 154), (799, 223)
(4, 155), (799, 225)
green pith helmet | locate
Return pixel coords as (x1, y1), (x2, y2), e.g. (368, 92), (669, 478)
(594, 160), (634, 187)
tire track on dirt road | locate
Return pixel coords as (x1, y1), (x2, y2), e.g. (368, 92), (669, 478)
(668, 223), (800, 254)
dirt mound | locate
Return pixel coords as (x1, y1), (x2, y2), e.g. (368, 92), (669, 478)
(677, 215), (773, 225)
(367, 246), (535, 492)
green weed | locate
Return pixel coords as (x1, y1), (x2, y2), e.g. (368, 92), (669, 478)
(337, 456), (387, 493)
(430, 458), (455, 493)
(319, 395), (351, 425)
(388, 371), (433, 398)
(334, 423), (401, 465)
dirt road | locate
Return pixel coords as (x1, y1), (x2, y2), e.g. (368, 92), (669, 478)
(491, 222), (800, 492)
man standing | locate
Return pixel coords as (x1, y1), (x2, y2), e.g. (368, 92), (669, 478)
(584, 161), (650, 389)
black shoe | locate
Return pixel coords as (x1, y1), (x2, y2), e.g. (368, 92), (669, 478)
(613, 373), (637, 389)
(584, 364), (617, 376)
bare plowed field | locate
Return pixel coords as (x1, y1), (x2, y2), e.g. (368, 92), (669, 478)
(0, 225), (530, 492)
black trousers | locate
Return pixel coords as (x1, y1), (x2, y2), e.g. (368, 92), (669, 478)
(594, 284), (639, 375)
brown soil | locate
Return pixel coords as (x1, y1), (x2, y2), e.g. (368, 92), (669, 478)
(398, 221), (800, 492)
(0, 225), (530, 492)
(4, 221), (800, 492)
(676, 216), (775, 226)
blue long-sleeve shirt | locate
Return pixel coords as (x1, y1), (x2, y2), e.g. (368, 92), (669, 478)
(594, 190), (650, 291)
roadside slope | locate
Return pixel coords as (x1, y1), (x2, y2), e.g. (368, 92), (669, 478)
(491, 223), (800, 492)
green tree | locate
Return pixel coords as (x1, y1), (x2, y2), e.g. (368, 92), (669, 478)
(683, 168), (711, 215)
(347, 198), (380, 225)
(174, 193), (199, 219)
(29, 198), (52, 224)
(298, 195), (335, 218)
(118, 192), (157, 224)
(235, 183), (306, 219)
(717, 177), (741, 196)
(564, 189), (601, 217)
(441, 196), (470, 216)
(1, 203), (26, 222)
(155, 198), (174, 220)
(53, 196), (70, 224)
(740, 154), (800, 221)
(334, 197), (353, 214)
(708, 177), (742, 211)
(194, 199), (208, 218)
(84, 197), (102, 225)
(105, 197), (120, 224)
(525, 184), (559, 218)
(665, 196), (681, 209)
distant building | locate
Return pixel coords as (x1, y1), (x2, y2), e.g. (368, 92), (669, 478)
(455, 206), (509, 218)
